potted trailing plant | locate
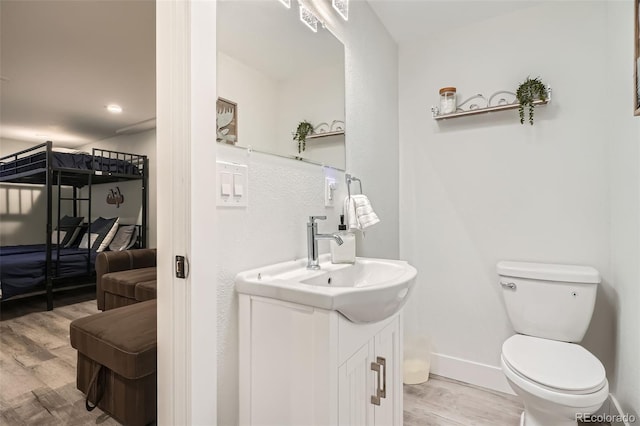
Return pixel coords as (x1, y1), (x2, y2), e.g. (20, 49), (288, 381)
(516, 77), (548, 125)
(293, 120), (314, 153)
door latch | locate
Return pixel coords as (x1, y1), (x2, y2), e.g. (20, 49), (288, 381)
(175, 255), (186, 279)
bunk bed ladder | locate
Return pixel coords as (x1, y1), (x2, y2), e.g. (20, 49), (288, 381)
(49, 168), (93, 311)
(45, 142), (54, 310)
(142, 156), (148, 248)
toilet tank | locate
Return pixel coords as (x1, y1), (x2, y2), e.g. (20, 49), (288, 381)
(497, 261), (600, 343)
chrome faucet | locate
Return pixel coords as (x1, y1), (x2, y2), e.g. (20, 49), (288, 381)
(307, 216), (343, 270)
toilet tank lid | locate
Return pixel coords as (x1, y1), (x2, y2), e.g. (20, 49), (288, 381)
(496, 261), (601, 284)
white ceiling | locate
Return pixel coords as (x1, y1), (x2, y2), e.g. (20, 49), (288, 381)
(0, 0), (155, 148)
(368, 0), (541, 44)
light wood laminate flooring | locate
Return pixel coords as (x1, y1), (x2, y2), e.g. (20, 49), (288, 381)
(404, 375), (522, 425)
(2, 293), (608, 426)
(0, 290), (119, 425)
(404, 375), (609, 426)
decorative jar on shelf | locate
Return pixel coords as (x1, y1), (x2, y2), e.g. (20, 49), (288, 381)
(439, 87), (457, 114)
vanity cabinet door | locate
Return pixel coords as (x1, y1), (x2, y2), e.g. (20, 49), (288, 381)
(337, 316), (402, 426)
(373, 318), (402, 426)
(240, 294), (403, 426)
(338, 341), (375, 425)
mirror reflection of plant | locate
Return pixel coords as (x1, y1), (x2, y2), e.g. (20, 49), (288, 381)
(516, 77), (547, 125)
(293, 120), (314, 153)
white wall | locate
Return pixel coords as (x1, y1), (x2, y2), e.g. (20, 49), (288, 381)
(215, 1), (399, 423)
(217, 52), (280, 153)
(78, 129), (157, 247)
(0, 138), (74, 245)
(606, 0), (640, 417)
(0, 138), (36, 156)
(336, 0), (399, 259)
(399, 2), (613, 392)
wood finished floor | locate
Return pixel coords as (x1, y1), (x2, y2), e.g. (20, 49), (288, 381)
(404, 375), (608, 426)
(1, 293), (608, 426)
(404, 376), (523, 426)
(0, 290), (119, 425)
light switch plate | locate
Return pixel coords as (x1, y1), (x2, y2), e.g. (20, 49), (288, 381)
(217, 161), (248, 207)
(325, 177), (337, 207)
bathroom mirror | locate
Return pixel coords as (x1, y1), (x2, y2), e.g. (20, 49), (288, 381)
(217, 0), (346, 169)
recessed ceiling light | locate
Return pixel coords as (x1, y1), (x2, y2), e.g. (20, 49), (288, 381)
(106, 104), (123, 114)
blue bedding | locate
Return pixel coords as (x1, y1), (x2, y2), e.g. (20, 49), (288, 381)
(0, 245), (48, 256)
(0, 245), (97, 300)
(0, 151), (141, 178)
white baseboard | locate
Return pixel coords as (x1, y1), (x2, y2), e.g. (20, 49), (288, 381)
(608, 394), (635, 426)
(430, 352), (514, 395)
(588, 394), (636, 426)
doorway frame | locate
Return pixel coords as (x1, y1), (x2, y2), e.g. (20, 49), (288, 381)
(156, 0), (218, 423)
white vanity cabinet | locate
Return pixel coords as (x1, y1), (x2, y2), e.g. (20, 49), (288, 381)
(239, 294), (403, 426)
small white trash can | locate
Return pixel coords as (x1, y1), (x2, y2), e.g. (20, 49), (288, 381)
(403, 336), (431, 384)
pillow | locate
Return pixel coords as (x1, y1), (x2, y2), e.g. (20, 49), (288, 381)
(77, 217), (119, 252)
(51, 230), (67, 245)
(78, 232), (99, 249)
(52, 147), (90, 154)
(108, 225), (138, 252)
(95, 217), (120, 252)
(52, 215), (84, 247)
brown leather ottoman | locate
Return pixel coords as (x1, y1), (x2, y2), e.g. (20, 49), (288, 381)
(101, 267), (157, 310)
(70, 300), (157, 426)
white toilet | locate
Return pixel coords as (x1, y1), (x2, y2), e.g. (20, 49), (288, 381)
(497, 261), (609, 426)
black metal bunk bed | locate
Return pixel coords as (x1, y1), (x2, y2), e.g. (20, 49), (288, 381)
(0, 141), (148, 310)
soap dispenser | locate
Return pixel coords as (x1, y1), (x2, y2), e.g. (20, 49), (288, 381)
(331, 215), (355, 264)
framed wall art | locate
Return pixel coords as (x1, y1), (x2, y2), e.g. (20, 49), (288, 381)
(217, 97), (238, 144)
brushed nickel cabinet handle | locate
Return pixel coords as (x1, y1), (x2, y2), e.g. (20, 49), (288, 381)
(377, 356), (387, 399)
(370, 361), (381, 406)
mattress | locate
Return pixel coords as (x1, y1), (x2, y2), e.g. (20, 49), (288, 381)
(0, 245), (97, 300)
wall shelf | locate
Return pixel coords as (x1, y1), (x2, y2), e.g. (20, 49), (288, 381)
(432, 87), (552, 121)
(306, 130), (345, 139)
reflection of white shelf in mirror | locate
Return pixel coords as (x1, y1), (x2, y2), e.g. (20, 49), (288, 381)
(307, 120), (345, 139)
(306, 130), (345, 139)
(432, 87), (551, 120)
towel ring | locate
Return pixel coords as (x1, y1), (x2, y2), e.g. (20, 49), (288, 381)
(346, 173), (363, 200)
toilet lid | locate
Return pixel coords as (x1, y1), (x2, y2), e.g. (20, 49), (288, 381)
(502, 335), (606, 392)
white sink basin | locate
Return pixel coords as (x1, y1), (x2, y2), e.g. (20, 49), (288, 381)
(235, 254), (417, 323)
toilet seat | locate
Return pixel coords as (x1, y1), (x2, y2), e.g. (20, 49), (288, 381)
(502, 335), (606, 393)
(501, 335), (609, 409)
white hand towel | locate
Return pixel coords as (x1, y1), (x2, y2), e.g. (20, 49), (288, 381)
(344, 196), (359, 230)
(344, 194), (380, 230)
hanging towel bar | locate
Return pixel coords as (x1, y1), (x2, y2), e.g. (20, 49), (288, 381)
(346, 173), (363, 200)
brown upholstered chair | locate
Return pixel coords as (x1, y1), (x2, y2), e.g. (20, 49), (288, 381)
(96, 249), (157, 311)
